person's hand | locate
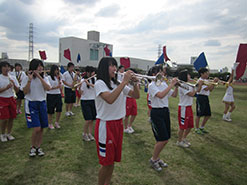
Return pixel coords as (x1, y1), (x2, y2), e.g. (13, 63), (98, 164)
(6, 83), (13, 89)
(27, 72), (33, 81)
(213, 77), (219, 83)
(171, 78), (178, 86)
(34, 70), (42, 79)
(123, 70), (133, 84)
(197, 80), (204, 86)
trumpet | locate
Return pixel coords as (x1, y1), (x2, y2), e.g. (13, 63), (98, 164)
(73, 74), (97, 88)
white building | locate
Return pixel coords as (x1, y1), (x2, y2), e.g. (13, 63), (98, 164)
(59, 31), (113, 67)
(115, 57), (154, 71)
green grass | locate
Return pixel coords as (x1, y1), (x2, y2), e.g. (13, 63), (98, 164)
(0, 86), (247, 185)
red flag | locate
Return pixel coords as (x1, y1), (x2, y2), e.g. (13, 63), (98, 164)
(64, 48), (71, 61)
(120, 57), (130, 69)
(163, 46), (170, 61)
(39, 50), (47, 60)
(235, 43), (247, 80)
(104, 45), (111, 56)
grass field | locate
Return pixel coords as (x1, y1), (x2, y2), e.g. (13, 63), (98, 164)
(0, 86), (247, 185)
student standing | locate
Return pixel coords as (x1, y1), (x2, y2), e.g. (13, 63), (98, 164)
(94, 57), (139, 185)
(0, 61), (19, 142)
(22, 59), (51, 157)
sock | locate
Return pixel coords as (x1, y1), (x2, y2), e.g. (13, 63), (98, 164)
(227, 112), (231, 117)
(200, 126), (204, 129)
(223, 114), (227, 118)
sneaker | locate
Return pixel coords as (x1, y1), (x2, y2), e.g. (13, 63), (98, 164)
(223, 117), (232, 122)
(157, 159), (168, 168)
(65, 112), (70, 117)
(88, 134), (95, 141)
(55, 122), (61, 129)
(195, 129), (204, 135)
(176, 141), (189, 148)
(183, 139), (191, 146)
(0, 134), (7, 142)
(69, 111), (75, 116)
(200, 128), (209, 134)
(29, 147), (36, 157)
(124, 128), (130, 134)
(48, 124), (55, 129)
(128, 127), (135, 134)
(36, 147), (45, 156)
(6, 134), (15, 141)
(82, 133), (90, 141)
(149, 158), (162, 172)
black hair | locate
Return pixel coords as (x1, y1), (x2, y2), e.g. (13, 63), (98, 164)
(84, 66), (96, 88)
(15, 63), (22, 68)
(118, 65), (125, 70)
(178, 69), (188, 82)
(10, 65), (14, 71)
(0, 61), (10, 74)
(151, 65), (163, 76)
(29, 59), (44, 79)
(97, 57), (118, 90)
(67, 62), (74, 69)
(50, 65), (59, 81)
(198, 67), (208, 76)
(147, 68), (153, 83)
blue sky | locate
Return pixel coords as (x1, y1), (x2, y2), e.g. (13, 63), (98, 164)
(0, 0), (246, 70)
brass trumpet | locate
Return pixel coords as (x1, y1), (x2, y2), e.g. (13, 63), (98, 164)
(73, 74), (97, 88)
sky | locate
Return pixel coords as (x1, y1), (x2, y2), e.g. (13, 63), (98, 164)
(0, 0), (246, 70)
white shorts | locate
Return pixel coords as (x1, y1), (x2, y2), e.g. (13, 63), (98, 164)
(223, 94), (234, 102)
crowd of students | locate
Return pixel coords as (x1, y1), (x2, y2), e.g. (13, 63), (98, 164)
(0, 57), (237, 185)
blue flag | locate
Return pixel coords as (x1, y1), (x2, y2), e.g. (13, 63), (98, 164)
(155, 53), (164, 65)
(60, 65), (66, 74)
(194, 52), (208, 71)
(77, 53), (81, 63)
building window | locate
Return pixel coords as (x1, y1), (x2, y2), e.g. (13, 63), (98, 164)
(90, 49), (98, 61)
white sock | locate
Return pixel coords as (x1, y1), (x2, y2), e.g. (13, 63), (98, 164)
(227, 112), (231, 117)
(223, 114), (227, 118)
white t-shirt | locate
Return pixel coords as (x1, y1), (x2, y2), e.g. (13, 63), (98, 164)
(178, 86), (194, 106)
(197, 77), (210, 96)
(126, 84), (134, 98)
(62, 71), (75, 88)
(47, 76), (61, 95)
(0, 74), (19, 98)
(148, 81), (173, 108)
(95, 80), (131, 121)
(15, 71), (26, 85)
(117, 73), (124, 82)
(21, 75), (51, 101)
(80, 78), (96, 100)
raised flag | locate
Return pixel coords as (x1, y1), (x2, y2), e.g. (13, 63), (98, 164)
(193, 52), (208, 71)
(155, 53), (164, 65)
(235, 43), (247, 80)
(120, 57), (130, 69)
(60, 65), (66, 74)
(163, 46), (170, 61)
(77, 53), (81, 63)
(64, 48), (71, 61)
(39, 50), (47, 60)
(104, 45), (112, 56)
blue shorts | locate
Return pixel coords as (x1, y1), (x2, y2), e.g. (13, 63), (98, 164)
(24, 100), (48, 128)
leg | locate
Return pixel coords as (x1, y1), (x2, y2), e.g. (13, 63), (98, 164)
(224, 103), (230, 114)
(88, 120), (93, 134)
(229, 103), (236, 113)
(201, 116), (211, 128)
(183, 128), (191, 139)
(37, 128), (44, 148)
(56, 112), (61, 123)
(178, 129), (184, 142)
(195, 116), (200, 129)
(1, 120), (8, 134)
(16, 99), (21, 112)
(152, 140), (168, 161)
(84, 120), (90, 134)
(7, 118), (14, 134)
(98, 164), (114, 185)
(48, 114), (53, 125)
(69, 103), (73, 112)
(124, 116), (129, 129)
(128, 115), (136, 128)
(31, 127), (41, 147)
(66, 103), (69, 112)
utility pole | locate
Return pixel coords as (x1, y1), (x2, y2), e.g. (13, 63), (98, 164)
(158, 44), (161, 59)
(28, 23), (34, 61)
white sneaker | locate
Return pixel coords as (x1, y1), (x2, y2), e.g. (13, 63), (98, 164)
(149, 158), (162, 172)
(183, 139), (191, 146)
(176, 141), (189, 148)
(48, 124), (55, 129)
(128, 127), (135, 134)
(88, 134), (95, 141)
(65, 112), (70, 117)
(6, 134), (15, 141)
(124, 128), (130, 133)
(1, 134), (7, 142)
(82, 133), (90, 141)
(223, 116), (232, 122)
(55, 122), (61, 129)
(69, 111), (75, 116)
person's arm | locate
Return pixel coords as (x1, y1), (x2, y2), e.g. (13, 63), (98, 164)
(128, 83), (140, 99)
(34, 71), (51, 91)
(0, 84), (12, 93)
(155, 78), (178, 99)
(100, 71), (132, 104)
(171, 86), (178, 97)
(10, 78), (19, 93)
(187, 89), (196, 97)
(23, 73), (33, 95)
